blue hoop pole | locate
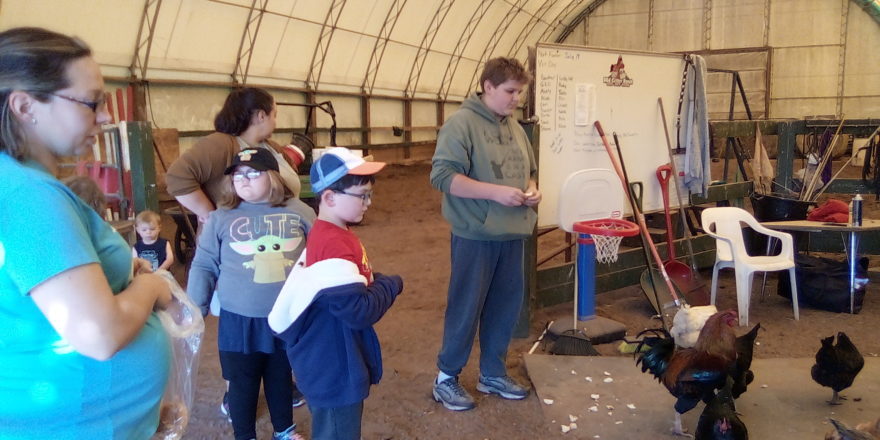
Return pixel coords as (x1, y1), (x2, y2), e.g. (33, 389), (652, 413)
(577, 233), (596, 321)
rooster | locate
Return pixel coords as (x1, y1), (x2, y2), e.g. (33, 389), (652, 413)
(695, 377), (748, 440)
(729, 323), (761, 400)
(637, 310), (739, 436)
(670, 305), (719, 348)
(812, 332), (865, 405)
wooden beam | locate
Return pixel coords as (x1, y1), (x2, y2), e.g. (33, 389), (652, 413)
(690, 181), (753, 205)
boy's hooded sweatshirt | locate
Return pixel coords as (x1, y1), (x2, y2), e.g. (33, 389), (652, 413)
(268, 253), (402, 408)
(430, 92), (537, 241)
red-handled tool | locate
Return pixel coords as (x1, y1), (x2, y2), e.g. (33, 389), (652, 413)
(657, 163), (710, 306)
(657, 164), (677, 261)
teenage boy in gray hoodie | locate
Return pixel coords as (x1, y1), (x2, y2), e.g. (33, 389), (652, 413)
(429, 57), (541, 411)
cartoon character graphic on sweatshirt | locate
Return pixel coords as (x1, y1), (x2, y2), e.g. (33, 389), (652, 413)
(229, 213), (304, 283)
(489, 148), (527, 181)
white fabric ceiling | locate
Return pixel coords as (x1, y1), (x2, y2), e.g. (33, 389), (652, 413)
(0, 0), (597, 100)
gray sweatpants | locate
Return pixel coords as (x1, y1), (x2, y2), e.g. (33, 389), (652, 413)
(437, 235), (525, 378)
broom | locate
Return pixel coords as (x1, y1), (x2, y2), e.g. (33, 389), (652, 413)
(528, 321), (553, 354)
(549, 259), (600, 356)
(547, 219), (602, 356)
(549, 329), (599, 356)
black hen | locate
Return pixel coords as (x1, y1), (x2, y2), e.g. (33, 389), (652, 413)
(729, 323), (761, 400)
(695, 378), (749, 440)
(811, 332), (865, 405)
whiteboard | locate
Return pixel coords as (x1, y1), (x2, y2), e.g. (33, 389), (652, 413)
(536, 43), (688, 229)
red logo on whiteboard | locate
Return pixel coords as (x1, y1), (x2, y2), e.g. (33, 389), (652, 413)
(603, 55), (633, 87)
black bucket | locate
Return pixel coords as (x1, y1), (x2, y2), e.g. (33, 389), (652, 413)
(747, 193), (815, 254)
(750, 193), (815, 222)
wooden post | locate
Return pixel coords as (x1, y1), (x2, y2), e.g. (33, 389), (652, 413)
(306, 90), (317, 146)
(126, 121), (158, 212)
(403, 98), (412, 159)
(361, 95), (371, 156)
(129, 81), (148, 122)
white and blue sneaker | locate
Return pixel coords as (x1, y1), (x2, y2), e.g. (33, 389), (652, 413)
(476, 374), (530, 400)
(432, 376), (476, 411)
(272, 425), (304, 440)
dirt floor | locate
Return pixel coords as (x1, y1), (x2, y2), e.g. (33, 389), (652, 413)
(175, 161), (880, 440)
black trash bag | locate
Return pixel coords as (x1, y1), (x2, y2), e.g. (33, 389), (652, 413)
(777, 254), (869, 314)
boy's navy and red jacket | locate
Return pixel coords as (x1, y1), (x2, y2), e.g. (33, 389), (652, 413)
(268, 252), (403, 408)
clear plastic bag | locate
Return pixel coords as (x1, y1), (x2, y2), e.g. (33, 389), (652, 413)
(152, 270), (204, 440)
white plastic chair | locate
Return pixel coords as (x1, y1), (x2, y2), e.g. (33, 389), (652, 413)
(701, 207), (799, 326)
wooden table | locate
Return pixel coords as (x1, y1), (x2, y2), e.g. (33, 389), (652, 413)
(761, 219), (880, 313)
(110, 220), (135, 245)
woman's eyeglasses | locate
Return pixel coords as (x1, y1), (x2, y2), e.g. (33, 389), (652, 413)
(50, 93), (106, 113)
(232, 170), (265, 181)
(334, 190), (373, 202)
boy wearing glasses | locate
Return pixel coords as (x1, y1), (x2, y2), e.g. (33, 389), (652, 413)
(269, 147), (403, 440)
(305, 147), (385, 276)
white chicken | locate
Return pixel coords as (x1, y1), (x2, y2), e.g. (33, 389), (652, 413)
(669, 304), (718, 348)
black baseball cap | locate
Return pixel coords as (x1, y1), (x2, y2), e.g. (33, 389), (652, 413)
(224, 148), (279, 175)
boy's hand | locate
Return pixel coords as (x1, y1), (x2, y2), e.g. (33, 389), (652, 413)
(374, 273), (403, 295)
(523, 188), (542, 207)
(493, 186), (528, 207)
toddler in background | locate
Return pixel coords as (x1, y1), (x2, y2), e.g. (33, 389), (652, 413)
(133, 210), (174, 272)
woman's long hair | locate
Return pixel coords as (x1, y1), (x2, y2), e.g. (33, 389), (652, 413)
(213, 87), (274, 136)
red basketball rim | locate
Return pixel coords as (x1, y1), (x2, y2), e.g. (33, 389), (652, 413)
(573, 218), (639, 237)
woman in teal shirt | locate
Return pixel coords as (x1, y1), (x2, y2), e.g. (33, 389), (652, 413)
(0, 28), (172, 439)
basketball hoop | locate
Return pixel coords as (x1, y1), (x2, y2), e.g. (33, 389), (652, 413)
(573, 218), (640, 264)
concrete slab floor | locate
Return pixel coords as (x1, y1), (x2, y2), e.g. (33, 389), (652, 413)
(525, 355), (880, 439)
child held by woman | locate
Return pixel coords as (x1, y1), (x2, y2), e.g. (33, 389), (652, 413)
(188, 148), (311, 440)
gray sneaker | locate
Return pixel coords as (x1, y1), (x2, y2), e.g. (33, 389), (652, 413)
(433, 377), (476, 411)
(476, 375), (530, 400)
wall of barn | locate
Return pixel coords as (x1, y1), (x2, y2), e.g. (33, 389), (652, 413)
(562, 0), (880, 120)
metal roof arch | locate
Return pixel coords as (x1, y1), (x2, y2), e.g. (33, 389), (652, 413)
(306, 0), (347, 90)
(403, 0), (455, 98)
(436, 0), (493, 101)
(361, 0), (408, 95)
(464, 0), (528, 96)
(129, 0), (163, 81)
(231, 0), (269, 85)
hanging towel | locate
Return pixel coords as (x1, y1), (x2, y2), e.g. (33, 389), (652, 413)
(679, 54), (711, 197)
(751, 124), (774, 194)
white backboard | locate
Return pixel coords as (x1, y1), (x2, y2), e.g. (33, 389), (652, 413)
(558, 168), (625, 233)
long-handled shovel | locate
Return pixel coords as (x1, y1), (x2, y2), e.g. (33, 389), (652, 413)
(594, 121), (683, 327)
(624, 172), (673, 317)
(657, 165), (711, 306)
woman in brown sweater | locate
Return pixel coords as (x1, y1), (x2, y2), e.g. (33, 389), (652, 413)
(166, 87), (308, 223)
